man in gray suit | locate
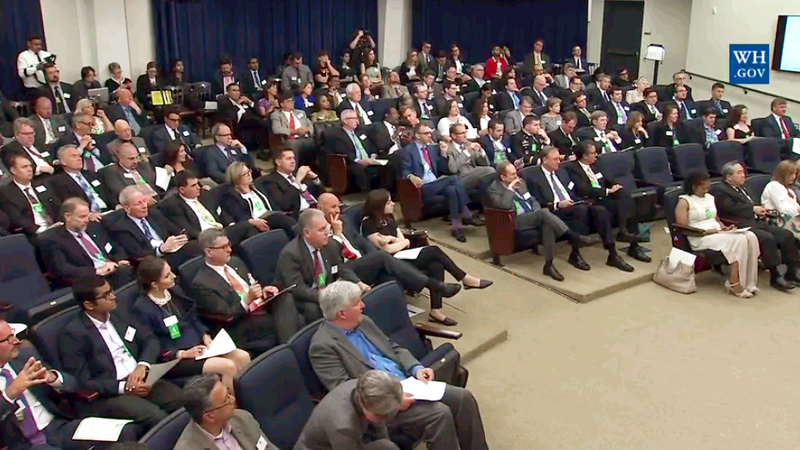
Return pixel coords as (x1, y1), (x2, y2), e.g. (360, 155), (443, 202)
(28, 96), (69, 151)
(100, 142), (161, 207)
(107, 119), (150, 161)
(295, 370), (405, 450)
(503, 96), (533, 136)
(309, 281), (489, 450)
(380, 71), (410, 99)
(487, 161), (594, 281)
(175, 373), (279, 450)
(446, 123), (494, 191)
(271, 91), (315, 163)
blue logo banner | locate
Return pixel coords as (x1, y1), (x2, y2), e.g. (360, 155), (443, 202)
(729, 44), (770, 84)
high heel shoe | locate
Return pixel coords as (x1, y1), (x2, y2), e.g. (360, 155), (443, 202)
(725, 281), (753, 298)
(747, 285), (760, 295)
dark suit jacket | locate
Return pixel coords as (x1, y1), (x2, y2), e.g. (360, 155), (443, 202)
(131, 288), (208, 356)
(205, 144), (251, 184)
(28, 114), (70, 151)
(548, 126), (579, 157)
(72, 79), (101, 101)
(672, 99), (698, 120)
(104, 209), (183, 261)
(0, 140), (55, 177)
(191, 256), (253, 321)
(760, 115), (800, 139)
(621, 129), (648, 150)
(510, 131), (545, 164)
(0, 181), (61, 235)
(36, 83), (77, 113)
(49, 170), (110, 208)
(586, 87), (611, 108)
(99, 162), (161, 208)
(564, 160), (616, 200)
(714, 182), (759, 227)
(257, 172), (323, 219)
(603, 102), (631, 128)
(274, 236), (360, 305)
(412, 98), (437, 122)
(151, 124), (201, 155)
(53, 132), (112, 167)
(39, 223), (125, 282)
(527, 165), (577, 207)
(135, 74), (162, 107)
(158, 191), (234, 239)
(217, 184), (277, 223)
(340, 215), (376, 256)
(240, 69), (267, 96)
(664, 84), (694, 102)
(309, 318), (420, 391)
(58, 311), (159, 396)
(105, 104), (149, 134)
(327, 126), (375, 165)
(217, 96), (258, 126)
(335, 99), (374, 120)
(652, 122), (689, 148)
(630, 101), (660, 124)
(211, 70), (237, 97)
(522, 52), (551, 73)
(493, 91), (519, 112)
(400, 141), (447, 179)
(366, 121), (396, 154)
(700, 98), (733, 120)
(479, 134), (512, 165)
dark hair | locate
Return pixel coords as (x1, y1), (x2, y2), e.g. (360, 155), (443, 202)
(443, 80), (458, 91)
(609, 85), (623, 96)
(561, 110), (577, 123)
(436, 50), (448, 58)
(183, 373), (222, 423)
(712, 82), (725, 90)
(248, 56), (258, 64)
(488, 118), (503, 130)
(361, 189), (392, 225)
(161, 141), (186, 167)
(173, 170), (197, 189)
(218, 57), (232, 67)
(729, 104), (747, 125)
(473, 98), (490, 115)
(444, 99), (460, 116)
(28, 35), (42, 42)
(573, 140), (596, 160)
(522, 114), (540, 127)
(137, 256), (168, 292)
(480, 83), (493, 94)
(163, 106), (181, 119)
(314, 93), (333, 113)
(81, 66), (95, 80)
(72, 275), (108, 310)
(262, 80), (279, 99)
(423, 70), (436, 79)
(683, 170), (711, 195)
(291, 51), (303, 60)
(278, 90), (294, 102)
(702, 107), (717, 118)
(146, 61), (157, 71)
(225, 83), (239, 92)
(570, 91), (586, 105)
(643, 87), (658, 98)
(661, 102), (678, 124)
(170, 59), (183, 72)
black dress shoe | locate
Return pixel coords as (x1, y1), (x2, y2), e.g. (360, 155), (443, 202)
(578, 235), (601, 247)
(464, 216), (485, 226)
(607, 254), (634, 272)
(617, 231), (644, 243)
(451, 229), (466, 242)
(543, 263), (564, 281)
(436, 282), (462, 298)
(428, 315), (458, 326)
(627, 246), (652, 263)
(771, 276), (796, 292)
(785, 269), (800, 284)
(568, 253), (591, 270)
(463, 279), (494, 290)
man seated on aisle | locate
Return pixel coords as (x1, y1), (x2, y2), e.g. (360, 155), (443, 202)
(58, 276), (184, 430)
(218, 83), (270, 152)
(510, 115), (551, 167)
(760, 97), (800, 140)
(54, 112), (110, 173)
(446, 123), (495, 192)
(270, 91), (315, 164)
(261, 148), (324, 219)
(481, 119), (513, 166)
(328, 109), (386, 192)
(586, 74), (611, 108)
(579, 111), (623, 153)
(107, 119), (150, 161)
(101, 142), (162, 208)
(49, 144), (111, 213)
(174, 374), (279, 450)
(204, 122), (256, 185)
(0, 319), (138, 449)
(0, 154), (61, 238)
(274, 209), (365, 321)
(29, 96), (68, 151)
(192, 229), (302, 346)
(106, 89), (148, 136)
(1, 118), (55, 181)
(401, 123), (483, 242)
(308, 281), (489, 450)
(41, 197), (134, 288)
(528, 146), (635, 272)
(151, 107), (201, 154)
(487, 161), (595, 280)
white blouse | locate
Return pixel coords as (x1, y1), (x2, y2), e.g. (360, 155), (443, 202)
(761, 181), (800, 217)
(437, 115), (477, 139)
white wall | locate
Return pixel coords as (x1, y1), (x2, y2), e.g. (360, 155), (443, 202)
(378, 0), (413, 68)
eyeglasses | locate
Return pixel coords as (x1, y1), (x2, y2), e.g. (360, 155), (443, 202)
(216, 133), (232, 137)
(209, 243), (232, 250)
(80, 121), (94, 126)
(204, 391), (235, 414)
(0, 333), (19, 345)
(95, 290), (116, 301)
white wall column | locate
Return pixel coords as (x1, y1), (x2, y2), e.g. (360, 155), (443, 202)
(378, 0), (412, 68)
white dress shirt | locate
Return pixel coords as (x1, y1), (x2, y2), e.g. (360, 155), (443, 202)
(593, 128), (619, 152)
(205, 262), (254, 311)
(129, 214), (164, 252)
(352, 101), (372, 125)
(22, 145), (52, 175)
(85, 313), (143, 394)
(37, 115), (56, 144)
(69, 228), (106, 268)
(14, 180), (50, 231)
(279, 172), (311, 211)
(181, 195), (220, 231)
(17, 49), (51, 88)
(0, 363), (60, 431)
(541, 166), (570, 208)
(578, 161), (610, 194)
(240, 191), (271, 219)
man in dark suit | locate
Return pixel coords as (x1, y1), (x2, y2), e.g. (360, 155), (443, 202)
(1, 118), (56, 180)
(461, 63), (488, 94)
(411, 82), (437, 124)
(54, 112), (111, 173)
(217, 83), (269, 151)
(367, 106), (401, 154)
(434, 80), (465, 117)
(0, 320), (138, 449)
(687, 108), (723, 148)
(418, 41), (433, 69)
(528, 146), (634, 272)
(0, 88), (20, 138)
(630, 87), (662, 124)
(328, 109), (385, 192)
(510, 115), (551, 166)
(104, 185), (200, 267)
(336, 83), (375, 125)
(664, 71), (694, 103)
(0, 154), (61, 237)
(494, 77), (522, 112)
(548, 111), (579, 158)
(49, 144), (111, 214)
(41, 198), (133, 288)
(701, 83), (732, 121)
(569, 45), (588, 73)
(429, 51), (450, 83)
(586, 74), (612, 110)
(671, 85), (697, 121)
(572, 92), (593, 129)
(151, 107), (201, 155)
(192, 229), (302, 346)
(481, 119), (513, 166)
(566, 141), (650, 262)
(100, 142), (162, 208)
(159, 171), (257, 246)
(576, 111), (624, 153)
(760, 98), (800, 140)
(58, 276), (184, 429)
(274, 209), (364, 321)
(522, 39), (551, 74)
(603, 86), (631, 129)
(37, 64), (77, 115)
(400, 123), (482, 242)
(715, 161), (799, 291)
(29, 96), (69, 151)
(106, 119), (151, 162)
(260, 148), (324, 219)
(204, 122), (256, 185)
(105, 89), (148, 136)
(211, 58), (237, 96)
(239, 56), (267, 97)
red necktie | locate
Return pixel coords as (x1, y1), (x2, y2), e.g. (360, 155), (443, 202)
(289, 113), (297, 131)
(341, 244), (358, 261)
(780, 118), (791, 140)
(313, 250), (324, 279)
(78, 232), (102, 259)
(421, 146), (433, 168)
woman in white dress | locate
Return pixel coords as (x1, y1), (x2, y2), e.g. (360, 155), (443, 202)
(675, 171), (760, 297)
(762, 160), (800, 238)
(437, 99), (477, 139)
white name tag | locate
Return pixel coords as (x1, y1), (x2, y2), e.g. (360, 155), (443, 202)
(635, 138), (641, 144)
(618, 118), (625, 125)
(216, 206), (222, 214)
(556, 120), (562, 126)
(124, 326), (136, 342)
(257, 436), (268, 450)
(715, 129), (722, 135)
(91, 179), (101, 187)
(57, 126), (66, 132)
(624, 106), (630, 111)
(331, 265), (338, 274)
(567, 181), (575, 190)
(291, 76), (298, 81)
(457, 103), (464, 108)
(722, 108), (729, 114)
(40, 151), (50, 158)
(182, 130), (190, 136)
(124, 173), (134, 179)
(691, 109), (696, 114)
(230, 150), (237, 155)
(105, 242), (113, 252)
(296, 112), (304, 118)
(367, 110), (374, 116)
(666, 131), (673, 136)
(261, 79), (267, 86)
(35, 185), (47, 193)
(594, 137), (601, 141)
(163, 315), (178, 327)
(138, 147), (146, 153)
(63, 93), (71, 98)
(360, 134), (367, 140)
(523, 191), (531, 199)
(596, 172), (604, 179)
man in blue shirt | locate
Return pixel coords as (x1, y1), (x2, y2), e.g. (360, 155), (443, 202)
(309, 281), (488, 450)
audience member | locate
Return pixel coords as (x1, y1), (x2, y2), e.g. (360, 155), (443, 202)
(761, 98), (799, 139)
(218, 83), (269, 151)
(548, 111), (579, 158)
(37, 64), (75, 115)
(725, 105), (754, 143)
(462, 64), (487, 93)
(503, 95), (532, 136)
(367, 106), (403, 157)
(281, 52), (314, 92)
(672, 85), (696, 121)
(257, 80), (280, 118)
(337, 50), (356, 83)
(159, 141), (201, 187)
(582, 110), (622, 153)
(485, 45), (509, 80)
(540, 97), (562, 132)
(675, 171), (760, 297)
(558, 76), (583, 103)
(429, 51), (449, 83)
(762, 161), (800, 229)
(1, 118), (55, 180)
(205, 122), (254, 185)
(75, 98), (113, 135)
(438, 99), (476, 139)
(510, 115), (551, 166)
(49, 144), (110, 212)
(0, 153), (61, 237)
(715, 161), (799, 291)
(175, 373), (278, 450)
(151, 107), (201, 154)
(630, 87), (661, 124)
(445, 122), (494, 190)
(706, 83), (732, 120)
(572, 92), (593, 128)
(72, 66), (102, 100)
(399, 49), (421, 84)
(495, 75), (522, 112)
(449, 44), (467, 76)
(603, 86), (630, 128)
(570, 45), (588, 73)
(625, 78), (649, 104)
(102, 142), (161, 207)
(108, 119), (150, 161)
(261, 148), (323, 218)
(106, 89), (147, 136)
(481, 119), (512, 165)
(294, 81), (315, 112)
(469, 98), (493, 137)
(381, 71), (409, 99)
(621, 111), (649, 150)
(310, 94), (338, 123)
(360, 49), (383, 90)
(104, 62), (132, 93)
(523, 38), (551, 73)
(17, 35), (51, 99)
(240, 56), (266, 96)
(666, 71), (694, 102)
(211, 58), (237, 97)
(272, 91), (315, 163)
(328, 109), (385, 191)
(313, 51), (340, 89)
(612, 67), (632, 87)
(688, 108), (721, 148)
(27, 97), (67, 152)
(359, 73), (378, 102)
(554, 63), (575, 89)
(586, 74), (611, 108)
(418, 41), (434, 69)
(412, 83), (436, 123)
(528, 75), (551, 108)
(134, 62), (162, 109)
(652, 103), (687, 149)
(167, 59), (188, 86)
(337, 82), (374, 125)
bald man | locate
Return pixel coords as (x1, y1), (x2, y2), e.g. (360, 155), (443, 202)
(106, 88), (148, 135)
(326, 109), (388, 192)
(28, 96), (69, 151)
(101, 142), (161, 207)
(107, 119), (150, 161)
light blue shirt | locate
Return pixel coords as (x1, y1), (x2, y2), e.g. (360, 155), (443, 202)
(330, 323), (422, 379)
(415, 142), (437, 184)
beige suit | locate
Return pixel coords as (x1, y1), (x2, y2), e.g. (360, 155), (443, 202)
(270, 109), (313, 137)
(445, 141), (494, 190)
(174, 409), (279, 450)
(380, 84), (410, 100)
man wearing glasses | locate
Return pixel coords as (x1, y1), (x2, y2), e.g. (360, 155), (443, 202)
(54, 111), (110, 173)
(176, 373), (278, 450)
(205, 122), (256, 185)
(151, 107), (200, 156)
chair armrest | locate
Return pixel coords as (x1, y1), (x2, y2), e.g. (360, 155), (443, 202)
(634, 178), (659, 187)
(75, 389), (99, 402)
(670, 223), (706, 237)
(328, 154), (349, 194)
(197, 311), (237, 325)
(397, 178), (424, 223)
(401, 229), (429, 248)
(484, 207), (516, 257)
(415, 323), (462, 340)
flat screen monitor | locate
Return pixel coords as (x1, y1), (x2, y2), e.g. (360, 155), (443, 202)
(773, 15), (800, 73)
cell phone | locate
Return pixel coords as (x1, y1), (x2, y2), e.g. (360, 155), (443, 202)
(178, 229), (186, 235)
(571, 200), (584, 205)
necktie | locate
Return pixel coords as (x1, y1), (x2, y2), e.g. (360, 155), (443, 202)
(539, 91), (546, 104)
(616, 103), (627, 122)
(0, 368), (47, 444)
(780, 117), (791, 140)
(124, 108), (141, 135)
(193, 199), (218, 225)
(253, 71), (261, 87)
(737, 186), (752, 202)
(78, 232), (103, 260)
(550, 173), (567, 202)
(43, 120), (55, 141)
(714, 100), (722, 114)
(421, 146), (434, 170)
(313, 250), (325, 287)
(139, 219), (155, 241)
(513, 189), (533, 213)
(603, 92), (609, 103)
(25, 146), (46, 160)
(349, 131), (369, 160)
(83, 152), (96, 173)
(395, 87), (401, 98)
(76, 174), (105, 212)
(340, 239), (359, 260)
(224, 267), (247, 298)
(511, 92), (519, 110)
(680, 102), (689, 119)
(25, 187), (51, 225)
(288, 175), (318, 208)
(576, 58), (582, 70)
(225, 147), (236, 163)
(289, 113), (297, 133)
(54, 86), (67, 114)
(567, 132), (576, 146)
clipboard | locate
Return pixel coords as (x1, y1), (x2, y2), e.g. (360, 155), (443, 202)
(250, 284), (297, 311)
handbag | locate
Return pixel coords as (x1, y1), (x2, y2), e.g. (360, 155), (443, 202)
(653, 257), (697, 294)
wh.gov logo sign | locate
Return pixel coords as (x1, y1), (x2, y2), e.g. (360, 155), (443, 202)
(729, 44), (770, 84)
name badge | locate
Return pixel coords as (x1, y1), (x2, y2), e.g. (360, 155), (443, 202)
(666, 131), (673, 136)
(367, 110), (374, 116)
(331, 265), (338, 274)
(257, 436), (268, 450)
(40, 151), (50, 158)
(634, 138), (641, 144)
(457, 103), (464, 108)
(63, 93), (71, 98)
(124, 173), (134, 179)
(523, 191), (531, 199)
(230, 150), (237, 155)
(216, 206), (222, 215)
(58, 126), (66, 132)
(691, 109), (696, 114)
(261, 79), (267, 86)
(618, 117), (625, 125)
(35, 185), (47, 193)
(291, 76), (298, 81)
(182, 130), (190, 136)
(596, 172), (604, 179)
(715, 129), (722, 135)
(594, 137), (601, 141)
(359, 134), (367, 140)
(91, 179), (101, 187)
(163, 315), (178, 327)
(124, 326), (136, 342)
(624, 106), (630, 111)
(138, 147), (146, 153)
(105, 242), (113, 252)
(296, 112), (304, 118)
(567, 181), (575, 190)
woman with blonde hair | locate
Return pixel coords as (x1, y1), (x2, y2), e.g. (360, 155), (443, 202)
(762, 160), (800, 238)
(626, 77), (649, 104)
(540, 97), (562, 132)
(75, 98), (113, 134)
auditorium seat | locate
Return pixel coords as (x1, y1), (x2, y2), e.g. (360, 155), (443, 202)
(396, 177), (449, 228)
(30, 305), (79, 369)
(663, 187), (727, 274)
(481, 171), (542, 265)
(233, 344), (315, 450)
(707, 141), (744, 175)
(745, 137), (783, 173)
(286, 319), (327, 401)
(669, 143), (709, 179)
(596, 151), (659, 221)
(370, 98), (395, 122)
(113, 281), (140, 321)
(744, 173), (771, 200)
(633, 146), (682, 202)
(139, 408), (191, 448)
(237, 229), (289, 285)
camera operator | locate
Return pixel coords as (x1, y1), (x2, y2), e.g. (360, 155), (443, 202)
(348, 30), (376, 67)
(17, 35), (54, 101)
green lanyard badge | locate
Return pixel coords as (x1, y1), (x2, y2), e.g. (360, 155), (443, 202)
(317, 272), (327, 288)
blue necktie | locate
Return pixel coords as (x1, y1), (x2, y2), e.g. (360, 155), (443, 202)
(680, 102), (689, 119)
(514, 190), (533, 213)
(124, 107), (141, 135)
(139, 219), (156, 241)
(551, 173), (567, 202)
(76, 174), (105, 212)
(511, 92), (520, 109)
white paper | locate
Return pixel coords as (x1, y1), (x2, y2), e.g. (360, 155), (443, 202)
(723, 227), (751, 234)
(394, 247), (424, 260)
(372, 158), (389, 166)
(204, 101), (218, 110)
(154, 166), (171, 191)
(407, 304), (425, 318)
(197, 329), (236, 360)
(10, 323), (27, 336)
(792, 138), (800, 155)
(667, 247), (697, 270)
(401, 377), (446, 401)
(145, 358), (180, 385)
(72, 418), (132, 441)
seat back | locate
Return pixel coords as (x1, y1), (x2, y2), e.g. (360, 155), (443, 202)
(745, 174), (771, 202)
(597, 151), (637, 190)
(139, 408), (191, 448)
(0, 235), (53, 307)
(745, 137), (782, 173)
(751, 118), (767, 137)
(670, 143), (708, 179)
(362, 281), (428, 360)
(371, 98), (396, 122)
(176, 256), (205, 297)
(238, 230), (289, 285)
(193, 146), (211, 178)
(663, 188), (692, 253)
(113, 282), (141, 322)
(341, 202), (364, 228)
(286, 319), (326, 399)
(233, 345), (315, 450)
(683, 118), (702, 130)
(635, 146), (674, 185)
(708, 141), (744, 175)
(30, 306), (80, 368)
